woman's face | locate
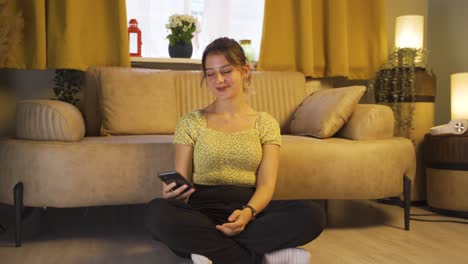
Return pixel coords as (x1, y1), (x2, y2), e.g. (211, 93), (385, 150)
(204, 53), (249, 100)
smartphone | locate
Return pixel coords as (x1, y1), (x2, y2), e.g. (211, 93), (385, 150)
(157, 171), (194, 191)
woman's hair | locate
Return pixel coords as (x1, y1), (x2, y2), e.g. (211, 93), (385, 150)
(201, 37), (252, 93)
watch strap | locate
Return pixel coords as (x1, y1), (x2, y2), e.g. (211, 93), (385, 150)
(241, 204), (257, 219)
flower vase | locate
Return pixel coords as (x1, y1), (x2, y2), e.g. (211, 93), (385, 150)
(168, 41), (193, 58)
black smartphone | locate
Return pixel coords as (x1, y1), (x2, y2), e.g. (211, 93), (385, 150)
(158, 171), (194, 191)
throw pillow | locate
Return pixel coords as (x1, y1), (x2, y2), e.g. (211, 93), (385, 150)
(98, 68), (177, 135)
(290, 86), (366, 138)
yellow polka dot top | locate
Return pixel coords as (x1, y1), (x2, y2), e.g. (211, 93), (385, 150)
(173, 110), (281, 187)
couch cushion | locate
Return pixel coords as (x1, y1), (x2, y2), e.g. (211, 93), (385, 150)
(273, 135), (415, 200)
(98, 68), (177, 135)
(84, 68), (309, 136)
(247, 71), (308, 133)
(170, 70), (308, 134)
(0, 135), (173, 207)
(0, 134), (415, 206)
(16, 100), (85, 142)
(290, 86), (366, 138)
(337, 104), (394, 140)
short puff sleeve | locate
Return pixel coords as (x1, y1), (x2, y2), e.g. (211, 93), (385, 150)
(173, 111), (201, 145)
(258, 112), (281, 146)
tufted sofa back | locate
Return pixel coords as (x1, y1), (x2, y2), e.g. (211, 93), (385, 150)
(83, 67), (308, 136)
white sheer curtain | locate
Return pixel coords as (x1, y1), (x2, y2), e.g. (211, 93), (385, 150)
(126, 1), (184, 58)
(126, 0), (264, 60)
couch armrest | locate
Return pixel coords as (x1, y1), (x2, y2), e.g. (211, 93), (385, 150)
(16, 100), (85, 142)
(336, 104), (394, 140)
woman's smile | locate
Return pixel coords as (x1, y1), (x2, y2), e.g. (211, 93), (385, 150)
(216, 85), (229, 92)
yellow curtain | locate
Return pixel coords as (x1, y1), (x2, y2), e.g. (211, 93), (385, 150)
(257, 0), (387, 80)
(3, 0), (129, 70)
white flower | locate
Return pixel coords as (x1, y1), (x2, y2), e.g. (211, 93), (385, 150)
(166, 13), (198, 45)
(166, 14), (198, 30)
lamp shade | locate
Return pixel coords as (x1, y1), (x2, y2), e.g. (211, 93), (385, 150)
(395, 15), (424, 49)
(451, 73), (468, 120)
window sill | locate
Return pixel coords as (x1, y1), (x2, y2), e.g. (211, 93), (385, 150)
(130, 57), (202, 70)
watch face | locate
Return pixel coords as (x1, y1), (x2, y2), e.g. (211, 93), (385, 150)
(454, 121), (466, 133)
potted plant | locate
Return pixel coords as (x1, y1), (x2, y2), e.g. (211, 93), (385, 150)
(165, 14), (198, 58)
(370, 48), (434, 143)
(53, 69), (83, 106)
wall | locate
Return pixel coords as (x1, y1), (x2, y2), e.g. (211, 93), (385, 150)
(428, 0), (468, 125)
(384, 0), (428, 52)
(0, 69), (55, 137)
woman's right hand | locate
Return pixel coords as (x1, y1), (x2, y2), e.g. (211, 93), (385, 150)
(161, 182), (195, 202)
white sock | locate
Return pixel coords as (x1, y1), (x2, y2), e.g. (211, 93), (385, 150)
(191, 253), (213, 264)
(263, 248), (310, 264)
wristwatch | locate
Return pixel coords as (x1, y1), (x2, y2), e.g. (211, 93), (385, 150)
(241, 204), (257, 219)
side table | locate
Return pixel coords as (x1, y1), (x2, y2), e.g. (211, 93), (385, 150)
(424, 133), (468, 214)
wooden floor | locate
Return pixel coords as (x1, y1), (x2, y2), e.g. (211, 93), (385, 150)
(1, 200), (467, 264)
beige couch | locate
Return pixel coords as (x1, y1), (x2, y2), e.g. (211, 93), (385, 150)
(0, 67), (416, 245)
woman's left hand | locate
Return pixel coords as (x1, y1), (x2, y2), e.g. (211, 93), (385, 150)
(215, 209), (252, 236)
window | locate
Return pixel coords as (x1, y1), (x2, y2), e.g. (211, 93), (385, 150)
(126, 0), (265, 60)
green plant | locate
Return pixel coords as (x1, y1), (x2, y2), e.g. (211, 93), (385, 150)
(370, 48), (433, 143)
(165, 14), (197, 46)
(53, 69), (83, 106)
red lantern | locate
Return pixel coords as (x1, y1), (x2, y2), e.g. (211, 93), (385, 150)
(128, 19), (142, 57)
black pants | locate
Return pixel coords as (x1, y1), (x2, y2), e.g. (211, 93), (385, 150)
(145, 185), (326, 264)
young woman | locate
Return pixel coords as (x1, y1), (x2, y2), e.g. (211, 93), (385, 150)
(145, 37), (325, 264)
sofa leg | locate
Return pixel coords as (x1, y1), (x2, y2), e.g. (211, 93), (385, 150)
(14, 182), (24, 247)
(403, 175), (411, 231)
